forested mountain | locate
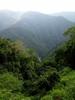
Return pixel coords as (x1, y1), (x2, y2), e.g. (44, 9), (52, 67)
(0, 26), (75, 99)
(0, 10), (75, 99)
(0, 11), (74, 57)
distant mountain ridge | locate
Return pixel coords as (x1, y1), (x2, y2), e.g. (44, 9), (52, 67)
(54, 12), (75, 22)
(0, 11), (75, 57)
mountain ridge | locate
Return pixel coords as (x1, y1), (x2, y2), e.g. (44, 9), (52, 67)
(0, 11), (75, 57)
(53, 11), (75, 22)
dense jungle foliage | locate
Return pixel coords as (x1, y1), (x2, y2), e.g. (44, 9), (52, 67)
(0, 26), (75, 100)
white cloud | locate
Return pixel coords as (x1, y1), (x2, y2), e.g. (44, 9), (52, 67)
(0, 0), (75, 14)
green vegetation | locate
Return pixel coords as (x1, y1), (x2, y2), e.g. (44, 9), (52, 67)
(0, 26), (75, 99)
(41, 68), (75, 100)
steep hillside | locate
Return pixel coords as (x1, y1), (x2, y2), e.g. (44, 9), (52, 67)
(0, 12), (74, 57)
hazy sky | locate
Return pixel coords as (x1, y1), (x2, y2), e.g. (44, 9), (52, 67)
(0, 0), (75, 14)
